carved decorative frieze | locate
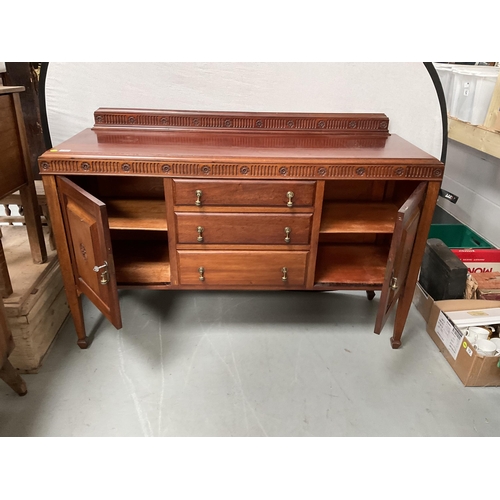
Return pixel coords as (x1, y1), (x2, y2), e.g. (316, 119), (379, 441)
(39, 159), (444, 180)
(91, 109), (391, 134)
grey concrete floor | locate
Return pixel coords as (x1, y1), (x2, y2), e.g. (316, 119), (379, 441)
(1, 289), (499, 436)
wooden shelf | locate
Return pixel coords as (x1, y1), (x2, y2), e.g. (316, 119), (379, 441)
(448, 117), (500, 159)
(314, 244), (388, 286)
(105, 198), (167, 231)
(320, 202), (398, 233)
(113, 240), (170, 284)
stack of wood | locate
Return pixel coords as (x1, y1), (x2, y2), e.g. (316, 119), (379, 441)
(470, 272), (500, 301)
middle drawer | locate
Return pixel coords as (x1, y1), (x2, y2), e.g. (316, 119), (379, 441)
(175, 212), (313, 245)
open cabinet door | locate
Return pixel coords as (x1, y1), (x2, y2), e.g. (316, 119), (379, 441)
(57, 177), (122, 329)
(374, 182), (426, 334)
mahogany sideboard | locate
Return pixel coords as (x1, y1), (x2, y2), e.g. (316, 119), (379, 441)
(38, 109), (443, 349)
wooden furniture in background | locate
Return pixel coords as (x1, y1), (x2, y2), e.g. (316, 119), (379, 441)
(0, 298), (27, 396)
(1, 179), (56, 251)
(0, 86), (47, 298)
(39, 109), (444, 350)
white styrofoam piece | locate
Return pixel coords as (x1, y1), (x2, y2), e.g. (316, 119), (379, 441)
(44, 62), (443, 159)
(0, 62), (6, 73)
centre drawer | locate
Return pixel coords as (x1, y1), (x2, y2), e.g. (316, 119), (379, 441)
(177, 250), (308, 286)
(172, 179), (316, 207)
(175, 212), (312, 245)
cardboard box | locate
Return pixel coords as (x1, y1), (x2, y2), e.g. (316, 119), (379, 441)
(413, 282), (435, 323)
(426, 299), (500, 386)
(451, 249), (500, 274)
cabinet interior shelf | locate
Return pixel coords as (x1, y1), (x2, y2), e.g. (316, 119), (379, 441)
(105, 198), (167, 231)
(320, 202), (399, 233)
(113, 240), (170, 285)
(314, 244), (388, 286)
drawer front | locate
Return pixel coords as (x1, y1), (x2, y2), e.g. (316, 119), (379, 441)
(176, 212), (312, 245)
(177, 251), (308, 286)
(172, 179), (316, 207)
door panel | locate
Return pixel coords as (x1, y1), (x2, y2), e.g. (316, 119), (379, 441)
(57, 176), (122, 328)
(374, 182), (426, 334)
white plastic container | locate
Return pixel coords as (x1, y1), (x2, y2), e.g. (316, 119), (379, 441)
(434, 64), (454, 109)
(470, 72), (498, 125)
(448, 66), (499, 124)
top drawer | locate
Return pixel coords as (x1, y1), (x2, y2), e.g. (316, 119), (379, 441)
(172, 180), (316, 208)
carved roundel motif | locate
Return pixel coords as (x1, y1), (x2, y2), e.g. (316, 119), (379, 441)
(81, 162), (91, 171)
(349, 121), (357, 129)
(433, 168), (443, 177)
(160, 117), (169, 125)
(193, 118), (200, 126)
(356, 167), (366, 176)
(122, 163), (131, 172)
(379, 121), (388, 129)
(317, 120), (326, 129)
(162, 164), (171, 173)
(95, 115), (103, 123)
(279, 167), (288, 176)
(255, 120), (263, 128)
(202, 165), (211, 174)
(394, 167), (405, 176)
(224, 119), (233, 127)
(128, 116), (136, 124)
(41, 161), (50, 170)
(240, 166), (249, 175)
(287, 120), (295, 128)
(318, 167), (327, 176)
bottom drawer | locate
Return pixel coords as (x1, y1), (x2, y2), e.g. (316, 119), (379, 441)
(177, 250), (308, 286)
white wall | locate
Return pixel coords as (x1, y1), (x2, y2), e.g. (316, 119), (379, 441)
(438, 141), (500, 247)
(44, 62), (444, 159)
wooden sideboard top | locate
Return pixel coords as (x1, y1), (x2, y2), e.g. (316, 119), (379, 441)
(39, 109), (443, 179)
(41, 129), (440, 162)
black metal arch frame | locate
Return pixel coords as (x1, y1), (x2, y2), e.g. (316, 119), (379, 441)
(38, 62), (448, 164)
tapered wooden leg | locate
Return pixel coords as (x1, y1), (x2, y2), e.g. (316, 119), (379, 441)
(19, 184), (47, 264)
(0, 358), (27, 396)
(0, 239), (13, 298)
(70, 294), (91, 349)
(366, 291), (375, 301)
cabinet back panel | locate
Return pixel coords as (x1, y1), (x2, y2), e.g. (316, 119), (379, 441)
(323, 180), (387, 201)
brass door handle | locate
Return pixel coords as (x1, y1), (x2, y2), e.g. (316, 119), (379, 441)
(282, 267), (288, 282)
(284, 227), (291, 243)
(286, 191), (294, 207)
(199, 267), (205, 281)
(195, 189), (202, 206)
(197, 226), (204, 242)
(93, 261), (109, 285)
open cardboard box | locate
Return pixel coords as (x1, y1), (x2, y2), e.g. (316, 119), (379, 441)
(426, 299), (500, 387)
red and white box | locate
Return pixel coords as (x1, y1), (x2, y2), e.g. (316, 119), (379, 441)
(451, 249), (500, 274)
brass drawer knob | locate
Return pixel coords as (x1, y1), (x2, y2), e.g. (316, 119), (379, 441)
(390, 277), (398, 290)
(282, 267), (288, 282)
(197, 226), (204, 242)
(199, 267), (205, 281)
(195, 189), (202, 206)
(284, 227), (291, 243)
(286, 191), (294, 207)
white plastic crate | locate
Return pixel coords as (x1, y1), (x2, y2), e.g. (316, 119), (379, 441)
(447, 65), (499, 125)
